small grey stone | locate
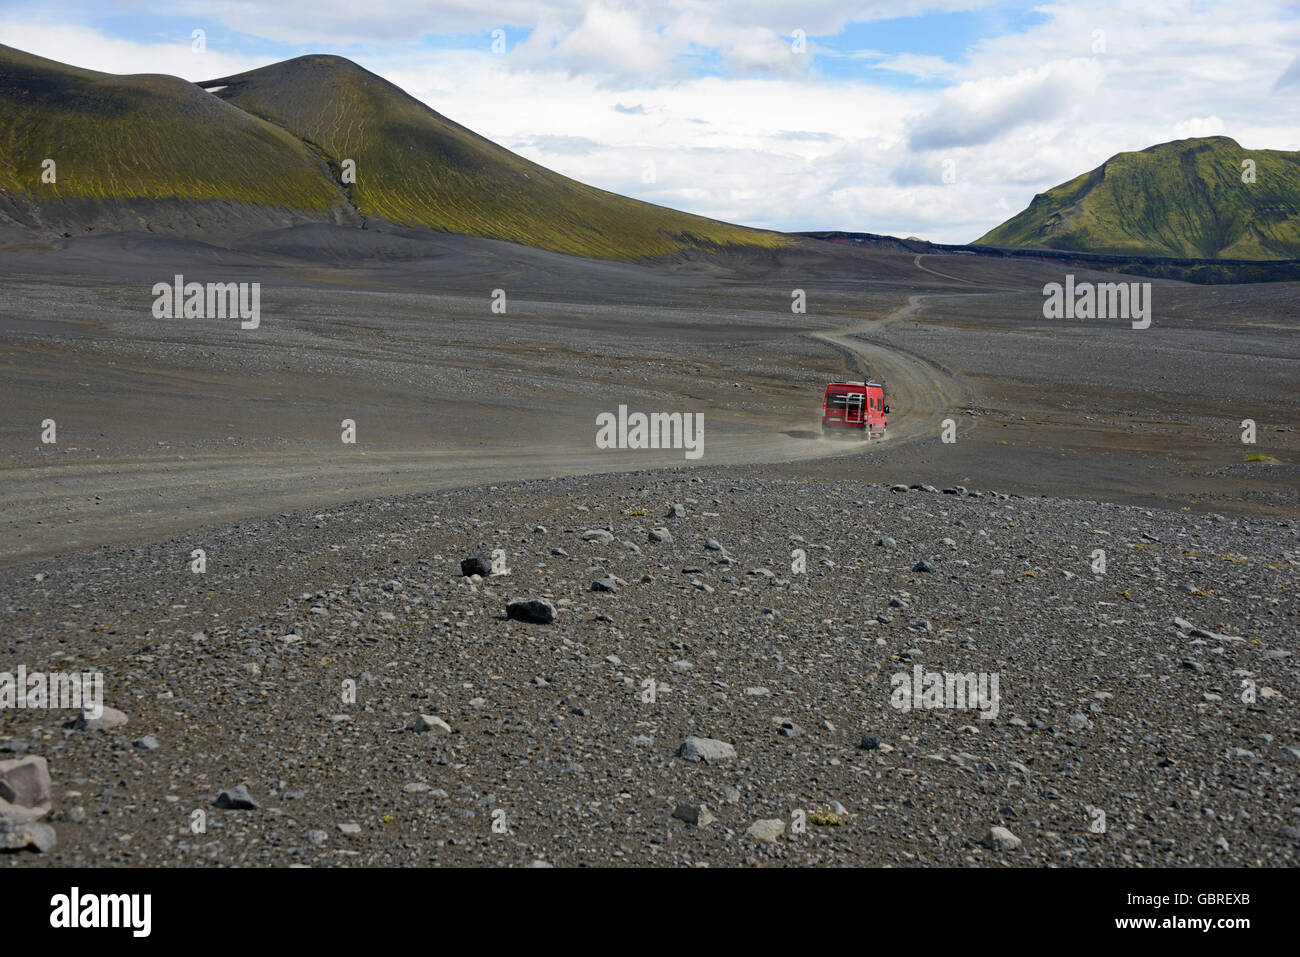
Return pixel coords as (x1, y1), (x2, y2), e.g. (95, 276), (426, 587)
(414, 714), (452, 734)
(747, 819), (785, 842)
(214, 785), (259, 810)
(672, 803), (716, 827)
(912, 560), (936, 573)
(70, 706), (128, 731)
(0, 755), (51, 809)
(0, 818), (56, 853)
(132, 735), (160, 751)
(981, 826), (1022, 851)
(679, 736), (736, 763)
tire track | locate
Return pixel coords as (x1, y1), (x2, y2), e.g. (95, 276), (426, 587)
(805, 294), (974, 449)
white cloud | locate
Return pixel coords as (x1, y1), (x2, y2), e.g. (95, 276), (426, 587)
(907, 60), (1104, 151)
(869, 52), (961, 80)
(1274, 55), (1300, 91)
(0, 22), (269, 80)
(1171, 116), (1226, 140)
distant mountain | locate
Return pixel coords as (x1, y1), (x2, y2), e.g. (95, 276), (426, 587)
(201, 55), (786, 259)
(976, 136), (1300, 260)
(0, 46), (787, 259)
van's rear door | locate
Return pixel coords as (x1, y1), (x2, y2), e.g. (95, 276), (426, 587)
(843, 392), (864, 423)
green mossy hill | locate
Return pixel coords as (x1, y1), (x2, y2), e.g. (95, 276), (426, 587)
(203, 55), (788, 260)
(0, 44), (343, 213)
(976, 136), (1300, 260)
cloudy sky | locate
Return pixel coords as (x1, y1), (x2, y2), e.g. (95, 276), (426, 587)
(3, 1), (1298, 243)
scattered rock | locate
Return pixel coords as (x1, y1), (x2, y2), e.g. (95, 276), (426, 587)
(214, 785), (259, 810)
(414, 715), (452, 734)
(679, 736), (737, 763)
(0, 756), (51, 811)
(747, 819), (785, 842)
(672, 803), (716, 827)
(70, 706), (128, 731)
(506, 598), (556, 624)
(0, 818), (56, 853)
(981, 826), (1022, 851)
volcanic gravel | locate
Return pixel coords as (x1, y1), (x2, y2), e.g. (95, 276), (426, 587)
(1, 467), (1296, 867)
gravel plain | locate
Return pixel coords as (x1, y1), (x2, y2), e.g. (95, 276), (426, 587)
(2, 231), (1297, 868)
(2, 467), (1295, 867)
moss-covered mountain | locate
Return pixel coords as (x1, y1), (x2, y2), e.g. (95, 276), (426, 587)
(201, 55), (785, 259)
(976, 137), (1300, 260)
(0, 44), (350, 233)
(0, 44), (787, 259)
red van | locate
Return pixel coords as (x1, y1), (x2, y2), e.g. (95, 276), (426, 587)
(822, 380), (888, 437)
